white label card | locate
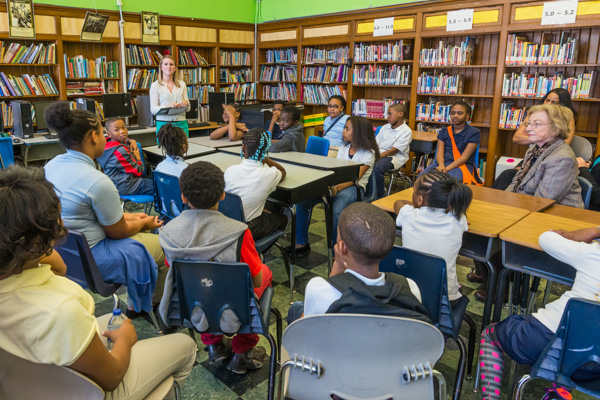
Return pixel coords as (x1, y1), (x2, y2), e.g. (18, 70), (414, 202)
(373, 17), (394, 37)
(446, 9), (474, 31)
(541, 0), (578, 25)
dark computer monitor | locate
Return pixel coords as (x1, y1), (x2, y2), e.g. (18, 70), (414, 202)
(208, 92), (235, 123)
(33, 101), (56, 132)
(102, 93), (133, 118)
(186, 99), (199, 120)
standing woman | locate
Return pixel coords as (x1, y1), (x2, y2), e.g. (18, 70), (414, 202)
(322, 95), (350, 148)
(149, 55), (190, 137)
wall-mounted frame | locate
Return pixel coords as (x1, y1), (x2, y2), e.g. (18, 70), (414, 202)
(7, 0), (35, 39)
(141, 11), (160, 44)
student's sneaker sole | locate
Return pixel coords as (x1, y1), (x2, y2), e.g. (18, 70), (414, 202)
(227, 346), (267, 374)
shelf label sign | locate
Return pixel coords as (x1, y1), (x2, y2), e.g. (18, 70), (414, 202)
(446, 9), (474, 31)
(373, 17), (394, 37)
(541, 0), (578, 25)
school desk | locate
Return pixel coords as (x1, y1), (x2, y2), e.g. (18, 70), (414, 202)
(493, 212), (598, 322)
(188, 134), (243, 148)
(468, 185), (555, 212)
(373, 187), (531, 329)
(542, 204), (600, 225)
(143, 143), (215, 165)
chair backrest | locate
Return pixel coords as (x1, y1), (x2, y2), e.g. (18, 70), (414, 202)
(0, 137), (15, 169)
(305, 135), (330, 157)
(218, 191), (246, 222)
(172, 260), (262, 335)
(570, 135), (593, 161)
(54, 231), (120, 297)
(139, 147), (148, 175)
(531, 298), (600, 395)
(375, 125), (382, 136)
(282, 314), (445, 400)
(0, 347), (104, 400)
(361, 169), (377, 202)
(153, 171), (185, 219)
(578, 176), (593, 209)
(474, 143), (480, 170)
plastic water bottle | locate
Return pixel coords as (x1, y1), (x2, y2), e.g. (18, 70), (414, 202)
(106, 309), (126, 351)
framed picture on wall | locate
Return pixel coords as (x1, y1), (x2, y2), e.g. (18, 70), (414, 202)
(80, 11), (109, 42)
(7, 0), (35, 39)
(141, 11), (160, 44)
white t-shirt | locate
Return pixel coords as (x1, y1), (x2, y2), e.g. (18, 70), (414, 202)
(224, 159), (283, 221)
(396, 205), (468, 301)
(533, 231), (600, 333)
(149, 80), (190, 122)
(155, 155), (188, 177)
(337, 144), (376, 191)
(304, 269), (422, 316)
(376, 122), (412, 170)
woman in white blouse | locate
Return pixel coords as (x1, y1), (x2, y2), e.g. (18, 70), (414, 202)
(149, 55), (190, 137)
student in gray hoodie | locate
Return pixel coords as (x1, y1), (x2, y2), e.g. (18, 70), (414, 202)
(158, 161), (273, 375)
(269, 105), (305, 152)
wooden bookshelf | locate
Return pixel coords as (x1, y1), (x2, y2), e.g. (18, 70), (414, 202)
(218, 47), (255, 102)
(258, 46), (298, 102)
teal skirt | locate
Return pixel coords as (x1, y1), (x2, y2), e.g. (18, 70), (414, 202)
(155, 120), (189, 142)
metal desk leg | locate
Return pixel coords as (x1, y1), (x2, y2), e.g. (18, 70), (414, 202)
(481, 260), (497, 329)
(493, 268), (513, 323)
(290, 206), (297, 265)
(322, 194), (333, 274)
(23, 145), (29, 167)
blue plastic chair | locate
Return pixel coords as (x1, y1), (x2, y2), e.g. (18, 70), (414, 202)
(379, 245), (476, 400)
(0, 137), (15, 169)
(172, 260), (282, 400)
(305, 136), (330, 157)
(120, 148), (154, 213)
(358, 170), (377, 202)
(218, 192), (294, 303)
(513, 298), (600, 400)
(153, 171), (185, 221)
(578, 176), (593, 209)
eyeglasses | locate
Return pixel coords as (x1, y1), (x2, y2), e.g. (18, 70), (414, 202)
(523, 121), (550, 130)
(327, 104), (341, 109)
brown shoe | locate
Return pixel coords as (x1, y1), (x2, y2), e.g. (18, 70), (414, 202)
(467, 272), (483, 283)
(474, 289), (508, 303)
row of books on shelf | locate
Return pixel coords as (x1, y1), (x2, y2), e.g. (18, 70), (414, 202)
(66, 80), (118, 96)
(501, 71), (596, 99)
(301, 65), (348, 83)
(262, 83), (297, 102)
(259, 65), (297, 82)
(219, 51), (251, 66)
(499, 102), (527, 129)
(64, 55), (119, 79)
(505, 33), (578, 65)
(352, 65), (410, 86)
(221, 83), (256, 101)
(354, 41), (412, 63)
(125, 45), (164, 66)
(187, 85), (214, 103)
(265, 49), (297, 64)
(415, 101), (475, 123)
(416, 122), (443, 133)
(126, 69), (157, 90)
(178, 49), (209, 66)
(219, 68), (252, 83)
(416, 72), (464, 95)
(179, 67), (215, 85)
(419, 37), (475, 67)
(302, 47), (349, 64)
(351, 98), (406, 119)
(302, 84), (347, 105)
(1, 42), (56, 64)
(0, 74), (58, 97)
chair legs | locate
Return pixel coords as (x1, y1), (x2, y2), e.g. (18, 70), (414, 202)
(512, 374), (532, 400)
(452, 336), (468, 400)
(266, 332), (278, 400)
(173, 380), (181, 400)
(463, 314), (477, 380)
(271, 307), (283, 364)
(386, 170), (412, 196)
(112, 293), (120, 311)
(148, 310), (164, 334)
(273, 242), (294, 304)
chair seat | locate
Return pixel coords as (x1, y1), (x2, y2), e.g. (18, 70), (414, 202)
(254, 230), (286, 254)
(121, 195), (154, 204)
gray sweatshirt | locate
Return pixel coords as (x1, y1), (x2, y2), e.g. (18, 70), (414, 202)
(270, 123), (305, 153)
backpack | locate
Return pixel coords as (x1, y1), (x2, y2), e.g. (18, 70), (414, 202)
(325, 272), (432, 324)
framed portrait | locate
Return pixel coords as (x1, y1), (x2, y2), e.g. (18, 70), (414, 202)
(80, 11), (109, 42)
(141, 11), (160, 44)
(7, 0), (35, 39)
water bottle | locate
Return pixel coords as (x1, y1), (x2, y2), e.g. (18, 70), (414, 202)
(106, 309), (126, 351)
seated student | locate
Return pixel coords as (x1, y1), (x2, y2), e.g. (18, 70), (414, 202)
(479, 226), (600, 400)
(0, 165), (197, 399)
(224, 128), (288, 240)
(374, 103), (412, 199)
(287, 202), (428, 323)
(159, 161), (273, 375)
(97, 117), (153, 196)
(210, 104), (248, 141)
(265, 100), (286, 140)
(394, 171), (472, 304)
(421, 101), (481, 185)
(577, 156), (600, 211)
(322, 95), (350, 148)
(155, 123), (189, 177)
(269, 105), (305, 153)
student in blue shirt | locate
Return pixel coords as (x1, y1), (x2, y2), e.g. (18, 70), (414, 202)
(322, 95), (350, 148)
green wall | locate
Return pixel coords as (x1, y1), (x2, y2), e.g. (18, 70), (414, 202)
(33, 0), (256, 24)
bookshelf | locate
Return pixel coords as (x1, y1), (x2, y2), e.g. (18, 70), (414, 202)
(124, 44), (172, 92)
(176, 46), (216, 105)
(218, 48), (255, 102)
(258, 46), (298, 102)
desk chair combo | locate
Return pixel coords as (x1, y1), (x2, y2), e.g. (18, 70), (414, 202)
(153, 170), (186, 221)
(374, 125), (412, 196)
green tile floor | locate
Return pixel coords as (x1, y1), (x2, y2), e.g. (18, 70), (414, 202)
(97, 202), (594, 400)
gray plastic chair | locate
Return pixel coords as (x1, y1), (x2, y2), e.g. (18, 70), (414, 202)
(570, 135), (593, 161)
(278, 314), (446, 400)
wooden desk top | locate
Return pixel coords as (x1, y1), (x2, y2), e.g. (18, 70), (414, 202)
(188, 135), (242, 148)
(188, 122), (220, 131)
(411, 130), (438, 142)
(500, 212), (599, 250)
(373, 188), (530, 237)
(468, 185), (554, 212)
(541, 204), (600, 225)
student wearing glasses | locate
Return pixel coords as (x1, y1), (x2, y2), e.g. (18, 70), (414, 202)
(322, 95), (349, 148)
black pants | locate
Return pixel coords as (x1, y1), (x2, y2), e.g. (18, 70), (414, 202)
(247, 211), (288, 240)
(492, 169), (518, 191)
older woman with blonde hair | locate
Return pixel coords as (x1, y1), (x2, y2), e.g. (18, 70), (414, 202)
(506, 104), (583, 208)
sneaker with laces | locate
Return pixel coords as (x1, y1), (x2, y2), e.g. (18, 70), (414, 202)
(541, 385), (572, 400)
(227, 346), (267, 374)
(205, 337), (233, 363)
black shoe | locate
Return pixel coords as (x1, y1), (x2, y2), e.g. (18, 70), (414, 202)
(284, 243), (311, 255)
(227, 346), (266, 374)
(467, 272), (483, 283)
(125, 307), (156, 326)
(206, 337), (233, 363)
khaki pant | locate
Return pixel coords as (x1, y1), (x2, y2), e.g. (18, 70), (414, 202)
(130, 232), (168, 306)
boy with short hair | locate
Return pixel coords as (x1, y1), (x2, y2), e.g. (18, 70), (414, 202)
(265, 100), (286, 140)
(269, 105), (305, 153)
(97, 116), (153, 196)
(287, 202), (429, 323)
(374, 103), (412, 199)
(158, 161), (273, 375)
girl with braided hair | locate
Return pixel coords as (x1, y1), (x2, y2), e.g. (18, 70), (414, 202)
(224, 127), (288, 240)
(394, 170), (473, 303)
(155, 123), (189, 177)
